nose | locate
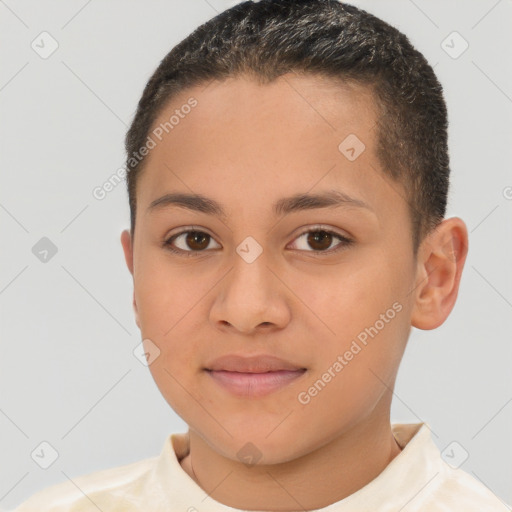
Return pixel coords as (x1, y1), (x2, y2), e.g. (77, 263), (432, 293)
(209, 248), (291, 334)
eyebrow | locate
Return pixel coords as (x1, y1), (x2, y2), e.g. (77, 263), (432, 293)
(146, 189), (373, 219)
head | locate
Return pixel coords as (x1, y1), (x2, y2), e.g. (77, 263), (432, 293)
(121, 0), (467, 464)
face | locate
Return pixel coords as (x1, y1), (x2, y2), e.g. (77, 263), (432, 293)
(122, 73), (421, 464)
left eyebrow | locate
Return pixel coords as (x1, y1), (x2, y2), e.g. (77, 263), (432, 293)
(146, 189), (374, 220)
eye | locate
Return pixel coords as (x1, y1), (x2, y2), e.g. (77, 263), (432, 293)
(288, 227), (353, 255)
(163, 225), (353, 257)
(164, 229), (220, 256)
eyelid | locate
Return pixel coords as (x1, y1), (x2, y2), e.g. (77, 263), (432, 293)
(166, 225), (214, 239)
(291, 224), (352, 241)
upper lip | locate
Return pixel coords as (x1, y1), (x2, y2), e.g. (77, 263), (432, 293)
(205, 354), (306, 373)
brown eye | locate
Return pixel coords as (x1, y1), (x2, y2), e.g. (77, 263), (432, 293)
(290, 227), (353, 254)
(185, 231), (210, 250)
(306, 231), (334, 251)
(164, 229), (221, 255)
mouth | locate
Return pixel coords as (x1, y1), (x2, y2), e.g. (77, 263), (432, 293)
(204, 354), (307, 398)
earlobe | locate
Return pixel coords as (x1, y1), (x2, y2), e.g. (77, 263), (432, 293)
(120, 229), (140, 329)
(410, 218), (468, 330)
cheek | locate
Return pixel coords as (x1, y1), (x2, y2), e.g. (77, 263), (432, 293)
(134, 256), (201, 331)
(293, 254), (410, 375)
(290, 260), (390, 340)
(134, 268), (207, 384)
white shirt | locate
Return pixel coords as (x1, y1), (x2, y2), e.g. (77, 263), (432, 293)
(12, 423), (510, 511)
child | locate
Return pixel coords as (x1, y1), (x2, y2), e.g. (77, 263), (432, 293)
(13, 0), (510, 510)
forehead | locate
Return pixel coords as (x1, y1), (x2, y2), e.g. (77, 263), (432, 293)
(136, 73), (402, 222)
(157, 73), (378, 145)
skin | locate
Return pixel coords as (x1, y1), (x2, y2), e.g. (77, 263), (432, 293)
(120, 73), (468, 511)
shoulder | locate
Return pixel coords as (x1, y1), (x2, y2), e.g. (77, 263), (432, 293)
(391, 423), (510, 511)
(423, 464), (510, 511)
(11, 455), (157, 512)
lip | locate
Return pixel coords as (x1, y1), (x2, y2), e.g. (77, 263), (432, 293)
(204, 354), (307, 398)
(206, 369), (307, 398)
(205, 354), (305, 373)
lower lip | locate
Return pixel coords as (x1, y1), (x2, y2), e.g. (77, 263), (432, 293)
(206, 369), (306, 398)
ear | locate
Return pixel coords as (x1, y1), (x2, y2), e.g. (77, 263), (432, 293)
(120, 229), (140, 329)
(410, 217), (468, 330)
(121, 229), (134, 274)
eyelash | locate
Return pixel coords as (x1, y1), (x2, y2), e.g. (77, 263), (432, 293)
(163, 225), (354, 258)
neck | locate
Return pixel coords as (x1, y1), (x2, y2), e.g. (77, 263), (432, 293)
(180, 415), (403, 511)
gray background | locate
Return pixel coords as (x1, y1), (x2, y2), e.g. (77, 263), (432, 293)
(1, 0), (511, 509)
